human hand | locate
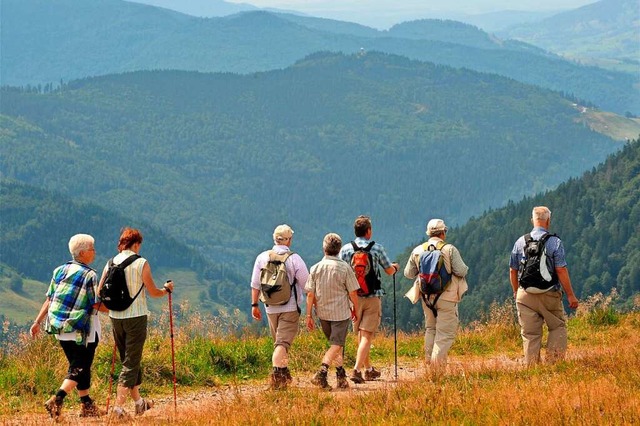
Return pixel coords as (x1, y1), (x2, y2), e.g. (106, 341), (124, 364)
(306, 315), (315, 331)
(164, 280), (174, 293)
(567, 294), (579, 309)
(251, 306), (262, 321)
(351, 308), (358, 322)
(29, 322), (40, 338)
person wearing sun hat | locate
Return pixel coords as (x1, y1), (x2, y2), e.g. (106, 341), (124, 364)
(250, 224), (309, 389)
(403, 218), (469, 367)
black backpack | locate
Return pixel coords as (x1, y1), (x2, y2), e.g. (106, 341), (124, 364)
(518, 233), (558, 293)
(350, 241), (382, 297)
(99, 254), (143, 311)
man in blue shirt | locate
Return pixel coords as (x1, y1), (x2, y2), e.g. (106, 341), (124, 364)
(509, 206), (579, 365)
(340, 215), (398, 383)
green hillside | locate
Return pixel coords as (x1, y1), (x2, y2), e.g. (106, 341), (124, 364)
(416, 139), (638, 325)
(0, 180), (246, 321)
(1, 0), (638, 114)
(0, 52), (624, 274)
(500, 0), (640, 73)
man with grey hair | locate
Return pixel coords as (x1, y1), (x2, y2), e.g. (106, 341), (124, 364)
(250, 224), (309, 389)
(306, 233), (360, 390)
(510, 206), (579, 365)
(404, 218), (469, 367)
(30, 234), (103, 419)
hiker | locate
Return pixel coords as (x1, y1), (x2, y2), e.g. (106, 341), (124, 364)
(509, 206), (579, 365)
(403, 219), (469, 367)
(250, 224), (309, 389)
(339, 215), (399, 383)
(306, 233), (360, 390)
(30, 234), (103, 419)
(97, 227), (174, 418)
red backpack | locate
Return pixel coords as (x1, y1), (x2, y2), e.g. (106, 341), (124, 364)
(350, 241), (381, 297)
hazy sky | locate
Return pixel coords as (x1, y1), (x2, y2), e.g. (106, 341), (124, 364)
(228, 0), (597, 14)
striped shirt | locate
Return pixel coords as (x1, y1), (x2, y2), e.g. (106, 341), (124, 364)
(338, 237), (393, 297)
(102, 250), (149, 319)
(46, 261), (97, 334)
(305, 256), (360, 321)
(251, 245), (309, 314)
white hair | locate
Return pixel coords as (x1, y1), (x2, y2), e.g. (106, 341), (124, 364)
(68, 234), (95, 259)
(532, 206), (551, 222)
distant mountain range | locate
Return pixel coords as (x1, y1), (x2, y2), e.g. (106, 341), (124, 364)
(500, 0), (640, 71)
(2, 0), (638, 114)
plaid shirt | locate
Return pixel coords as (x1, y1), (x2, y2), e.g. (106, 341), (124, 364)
(46, 261), (97, 334)
(339, 237), (393, 297)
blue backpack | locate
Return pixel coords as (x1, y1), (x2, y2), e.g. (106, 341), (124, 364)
(418, 241), (451, 317)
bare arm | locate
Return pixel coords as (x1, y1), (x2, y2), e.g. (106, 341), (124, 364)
(348, 290), (359, 322)
(384, 262), (400, 276)
(556, 266), (578, 309)
(30, 298), (51, 338)
(509, 268), (519, 297)
(142, 262), (172, 298)
(306, 292), (316, 330)
(251, 288), (262, 321)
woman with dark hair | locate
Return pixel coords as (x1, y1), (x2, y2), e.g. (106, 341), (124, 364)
(98, 227), (174, 418)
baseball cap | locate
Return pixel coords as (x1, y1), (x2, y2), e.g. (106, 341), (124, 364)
(426, 219), (448, 236)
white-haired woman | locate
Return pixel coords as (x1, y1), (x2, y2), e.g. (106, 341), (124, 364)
(30, 233), (102, 419)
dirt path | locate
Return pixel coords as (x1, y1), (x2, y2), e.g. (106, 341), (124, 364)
(1, 353), (532, 425)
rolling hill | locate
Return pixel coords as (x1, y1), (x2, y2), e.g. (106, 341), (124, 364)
(390, 138), (640, 326)
(500, 0), (640, 72)
(0, 52), (625, 275)
(1, 0), (638, 114)
(0, 179), (247, 322)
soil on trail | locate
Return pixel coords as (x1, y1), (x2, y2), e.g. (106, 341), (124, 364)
(2, 355), (526, 425)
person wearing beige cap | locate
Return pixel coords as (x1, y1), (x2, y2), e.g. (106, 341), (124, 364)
(404, 218), (469, 367)
(250, 224), (309, 389)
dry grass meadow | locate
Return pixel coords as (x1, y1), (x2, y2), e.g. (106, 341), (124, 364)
(1, 293), (639, 425)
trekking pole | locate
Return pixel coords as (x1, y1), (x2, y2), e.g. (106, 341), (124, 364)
(393, 270), (398, 381)
(166, 280), (177, 413)
(106, 341), (117, 413)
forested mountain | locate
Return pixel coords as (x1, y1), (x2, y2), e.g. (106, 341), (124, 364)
(2, 0), (638, 114)
(500, 0), (639, 71)
(391, 139), (640, 327)
(0, 179), (246, 316)
(0, 52), (625, 273)
(126, 0), (258, 17)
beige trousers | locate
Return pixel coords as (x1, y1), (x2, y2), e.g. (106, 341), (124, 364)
(423, 298), (459, 365)
(516, 288), (567, 365)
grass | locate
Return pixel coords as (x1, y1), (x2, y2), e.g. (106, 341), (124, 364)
(1, 294), (639, 424)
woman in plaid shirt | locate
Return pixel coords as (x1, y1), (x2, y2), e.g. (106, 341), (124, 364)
(30, 234), (102, 419)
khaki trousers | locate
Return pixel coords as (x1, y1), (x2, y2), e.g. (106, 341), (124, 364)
(516, 288), (567, 365)
(423, 298), (459, 365)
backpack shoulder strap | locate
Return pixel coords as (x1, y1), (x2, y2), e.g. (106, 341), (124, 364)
(363, 241), (375, 252)
(118, 254), (141, 269)
(435, 241), (449, 251)
(351, 241), (360, 252)
(524, 233), (533, 244)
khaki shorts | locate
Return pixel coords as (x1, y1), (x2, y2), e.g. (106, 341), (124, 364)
(267, 310), (300, 350)
(353, 296), (381, 333)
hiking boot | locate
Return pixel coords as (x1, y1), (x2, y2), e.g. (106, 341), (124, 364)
(350, 369), (365, 384)
(336, 367), (349, 389)
(44, 396), (63, 420)
(311, 370), (331, 390)
(365, 367), (381, 381)
(282, 366), (293, 384)
(134, 398), (154, 416)
(80, 399), (104, 417)
(270, 368), (288, 390)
